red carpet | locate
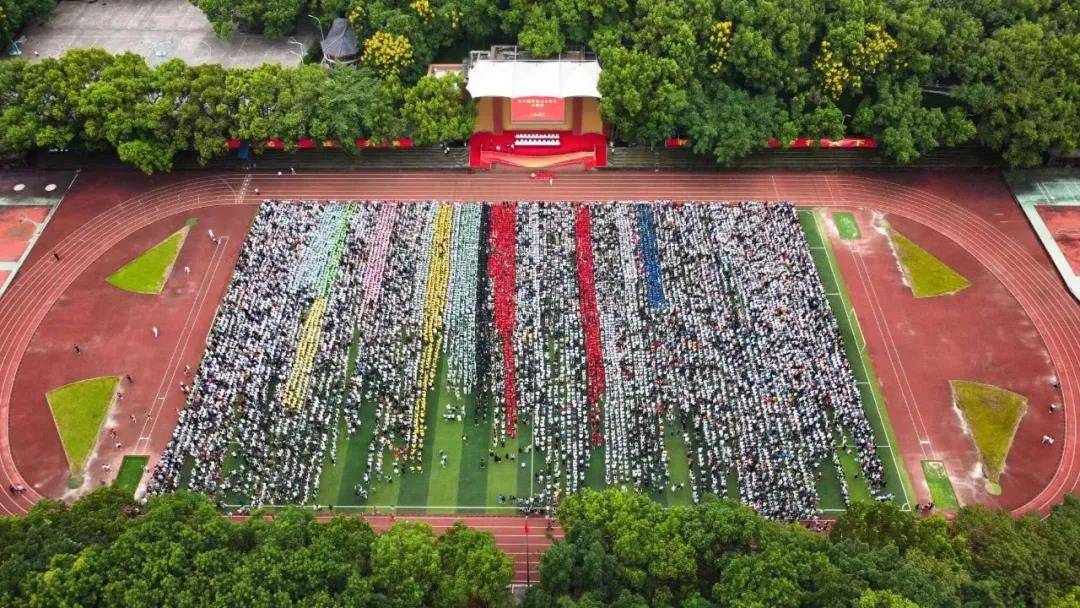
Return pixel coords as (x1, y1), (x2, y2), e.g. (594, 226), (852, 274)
(470, 131), (607, 169)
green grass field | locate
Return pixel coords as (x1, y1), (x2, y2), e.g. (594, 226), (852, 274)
(884, 224), (971, 298)
(921, 460), (960, 509)
(800, 209), (915, 510)
(832, 212), (862, 240)
(221, 208), (910, 515)
(107, 223), (191, 294)
(46, 376), (120, 472)
(950, 380), (1028, 494)
(114, 455), (149, 496)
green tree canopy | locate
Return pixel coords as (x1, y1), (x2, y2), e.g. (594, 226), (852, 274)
(0, 0), (57, 51)
(598, 46), (688, 144)
(1, 490), (515, 607)
(529, 489), (1080, 608)
(402, 72), (474, 145)
(853, 76), (976, 163)
(8, 0), (1080, 168)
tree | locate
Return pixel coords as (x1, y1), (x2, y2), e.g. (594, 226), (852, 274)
(0, 59), (35, 157)
(226, 63), (311, 149)
(21, 48), (115, 151)
(597, 46), (687, 144)
(630, 0), (713, 81)
(950, 501), (1079, 607)
(402, 73), (474, 145)
(0, 488), (133, 605)
(677, 497), (768, 589)
(717, 0), (823, 94)
(684, 82), (795, 165)
(272, 63), (329, 145)
(0, 0), (57, 51)
(192, 0), (237, 39)
(434, 522), (514, 608)
(857, 589), (921, 608)
(794, 103), (846, 140)
(853, 76), (975, 163)
(362, 31), (414, 77)
(171, 62), (233, 165)
(371, 521), (440, 608)
(75, 52), (177, 171)
(439, 0), (501, 41)
(312, 67), (407, 149)
(548, 489), (697, 604)
(192, 0), (305, 39)
(953, 20), (1080, 167)
(714, 543), (856, 608)
(117, 140), (174, 174)
(831, 500), (957, 557)
(515, 4), (565, 57)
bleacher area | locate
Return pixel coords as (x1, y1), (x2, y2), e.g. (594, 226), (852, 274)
(26, 143), (1003, 172)
(29, 147), (470, 172)
(604, 144), (1004, 171)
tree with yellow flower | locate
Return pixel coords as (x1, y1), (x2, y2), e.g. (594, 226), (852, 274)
(708, 20), (734, 75)
(362, 31), (414, 77)
(814, 23), (898, 99)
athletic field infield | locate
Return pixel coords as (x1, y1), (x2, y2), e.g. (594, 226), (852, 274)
(214, 208), (910, 515)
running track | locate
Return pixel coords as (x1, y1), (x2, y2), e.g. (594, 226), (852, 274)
(0, 172), (1076, 581)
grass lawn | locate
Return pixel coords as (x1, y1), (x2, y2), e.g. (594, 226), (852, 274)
(113, 455), (149, 496)
(424, 359), (467, 510)
(837, 443), (874, 502)
(106, 223), (192, 294)
(816, 460), (846, 510)
(800, 209), (916, 509)
(951, 380), (1028, 494)
(921, 460), (960, 509)
(663, 431), (693, 506)
(883, 223), (971, 298)
(832, 212), (862, 240)
(46, 376), (120, 472)
(484, 421), (522, 513)
(457, 397), (493, 508)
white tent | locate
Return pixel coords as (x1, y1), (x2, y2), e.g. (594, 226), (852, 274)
(465, 60), (602, 98)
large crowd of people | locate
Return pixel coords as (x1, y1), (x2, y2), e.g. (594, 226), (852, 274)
(150, 200), (888, 519)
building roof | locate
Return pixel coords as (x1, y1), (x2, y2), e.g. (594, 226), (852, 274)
(465, 60), (601, 99)
(322, 18), (357, 58)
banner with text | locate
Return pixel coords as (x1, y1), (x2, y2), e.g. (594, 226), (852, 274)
(510, 96), (566, 123)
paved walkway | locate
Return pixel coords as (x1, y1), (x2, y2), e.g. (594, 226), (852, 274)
(15, 0), (316, 68)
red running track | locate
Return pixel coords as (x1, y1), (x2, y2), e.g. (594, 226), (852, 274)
(0, 171), (1077, 584)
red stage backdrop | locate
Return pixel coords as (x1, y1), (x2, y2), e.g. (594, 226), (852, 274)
(510, 96), (566, 123)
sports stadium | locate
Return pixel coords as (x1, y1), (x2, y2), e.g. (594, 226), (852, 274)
(1, 2), (1078, 604)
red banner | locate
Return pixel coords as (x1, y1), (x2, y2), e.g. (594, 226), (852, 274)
(666, 137), (878, 149)
(226, 138), (413, 150)
(766, 137), (878, 149)
(510, 96), (566, 123)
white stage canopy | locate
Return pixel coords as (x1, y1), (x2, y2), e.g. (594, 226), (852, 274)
(465, 60), (602, 98)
